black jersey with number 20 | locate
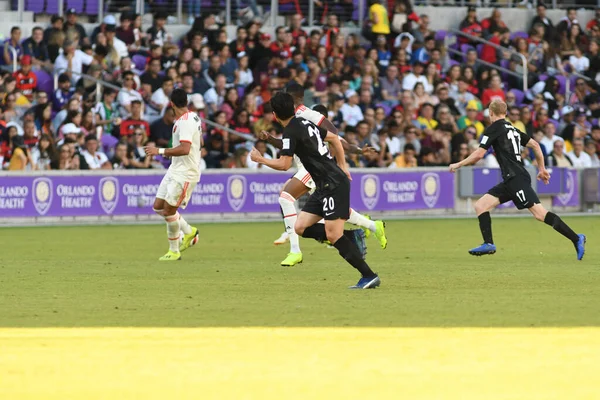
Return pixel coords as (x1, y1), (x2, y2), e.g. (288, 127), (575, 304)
(280, 117), (347, 188)
(479, 119), (531, 181)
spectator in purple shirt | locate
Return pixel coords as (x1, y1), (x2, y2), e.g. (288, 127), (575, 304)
(3, 26), (23, 65)
(52, 73), (75, 112)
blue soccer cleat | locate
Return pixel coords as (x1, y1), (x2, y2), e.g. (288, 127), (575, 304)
(349, 275), (381, 289)
(347, 229), (368, 260)
(468, 243), (497, 256)
(576, 234), (586, 261)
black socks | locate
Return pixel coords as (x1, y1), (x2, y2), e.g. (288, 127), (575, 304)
(544, 212), (579, 243)
(301, 223), (327, 242)
(478, 212), (494, 244)
(333, 235), (377, 278)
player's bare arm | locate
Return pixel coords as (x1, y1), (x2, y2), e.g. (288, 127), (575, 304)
(340, 137), (376, 156)
(526, 139), (550, 184)
(319, 118), (338, 135)
(259, 130), (284, 149)
(145, 141), (191, 157)
(250, 148), (293, 171)
(449, 147), (486, 172)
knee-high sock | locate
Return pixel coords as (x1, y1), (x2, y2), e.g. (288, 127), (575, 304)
(347, 208), (377, 232)
(478, 212), (494, 244)
(333, 235), (377, 278)
(279, 191), (300, 253)
(177, 212), (193, 235)
(544, 212), (579, 243)
(165, 214), (181, 252)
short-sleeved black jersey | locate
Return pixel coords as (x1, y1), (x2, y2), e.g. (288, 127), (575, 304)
(479, 119), (531, 181)
(280, 117), (346, 188)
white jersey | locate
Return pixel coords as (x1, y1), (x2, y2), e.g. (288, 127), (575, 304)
(168, 111), (202, 183)
(293, 104), (326, 169)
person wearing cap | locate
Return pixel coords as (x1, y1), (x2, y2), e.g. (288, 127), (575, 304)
(402, 61), (428, 92)
(3, 26), (23, 66)
(64, 8), (88, 45)
(91, 15), (117, 44)
(23, 26), (50, 67)
(457, 100), (484, 137)
(13, 56), (37, 102)
(340, 89), (364, 128)
(54, 40), (94, 83)
(51, 73), (75, 112)
(81, 134), (111, 170)
(147, 12), (168, 47)
(558, 105), (576, 143)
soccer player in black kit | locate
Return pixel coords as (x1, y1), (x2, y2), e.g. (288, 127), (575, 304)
(449, 100), (586, 260)
(250, 92), (380, 289)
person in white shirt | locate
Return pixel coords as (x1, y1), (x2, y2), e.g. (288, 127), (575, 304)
(539, 121), (564, 154)
(54, 40), (94, 83)
(148, 77), (174, 117)
(144, 88), (203, 261)
(585, 139), (600, 167)
(117, 70), (143, 119)
(204, 74), (227, 116)
(568, 47), (590, 74)
(246, 140), (273, 169)
(80, 134), (111, 169)
(402, 61), (430, 92)
(105, 25), (129, 59)
(339, 89), (364, 128)
(567, 138), (593, 168)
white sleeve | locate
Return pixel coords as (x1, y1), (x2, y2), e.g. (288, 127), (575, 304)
(178, 119), (195, 143)
(204, 89), (217, 105)
(54, 56), (67, 73)
(117, 91), (129, 106)
(298, 107), (326, 126)
(79, 50), (94, 66)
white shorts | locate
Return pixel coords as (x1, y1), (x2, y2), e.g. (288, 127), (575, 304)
(293, 167), (316, 193)
(156, 174), (197, 209)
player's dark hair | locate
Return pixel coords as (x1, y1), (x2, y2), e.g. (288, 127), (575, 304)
(285, 81), (305, 99)
(270, 92), (295, 121)
(313, 104), (328, 117)
(170, 88), (189, 108)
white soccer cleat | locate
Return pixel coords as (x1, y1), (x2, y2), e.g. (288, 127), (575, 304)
(273, 231), (289, 245)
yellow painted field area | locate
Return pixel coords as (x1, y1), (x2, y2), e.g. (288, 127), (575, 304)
(1, 328), (600, 399)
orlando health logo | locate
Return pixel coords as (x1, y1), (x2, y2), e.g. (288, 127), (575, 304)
(99, 177), (119, 214)
(32, 177), (53, 215)
(227, 175), (247, 211)
(421, 172), (440, 208)
(360, 174), (380, 210)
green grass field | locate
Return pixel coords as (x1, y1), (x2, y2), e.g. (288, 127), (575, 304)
(1, 217), (600, 399)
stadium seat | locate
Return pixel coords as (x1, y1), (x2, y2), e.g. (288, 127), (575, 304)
(538, 74), (548, 82)
(352, 0), (359, 21)
(375, 103), (392, 117)
(0, 46), (4, 66)
(66, 0), (85, 13)
(460, 44), (473, 62)
(548, 118), (559, 130)
(86, 0), (99, 15)
(500, 59), (510, 81)
(132, 54), (147, 71)
(509, 89), (524, 106)
(25, 0), (45, 13)
(434, 30), (447, 42)
(555, 75), (566, 95)
(35, 69), (54, 94)
(510, 31), (528, 40)
(46, 0), (60, 14)
(476, 43), (483, 57)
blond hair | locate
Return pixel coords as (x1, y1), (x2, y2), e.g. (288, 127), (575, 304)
(489, 100), (507, 117)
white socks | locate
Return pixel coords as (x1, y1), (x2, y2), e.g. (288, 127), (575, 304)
(279, 191), (301, 254)
(165, 213), (181, 252)
(178, 213), (193, 235)
(347, 209), (377, 232)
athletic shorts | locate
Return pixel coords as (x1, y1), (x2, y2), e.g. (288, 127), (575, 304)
(302, 179), (351, 220)
(487, 174), (540, 210)
(156, 174), (197, 209)
(293, 166), (316, 194)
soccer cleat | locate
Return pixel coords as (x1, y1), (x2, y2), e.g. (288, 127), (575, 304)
(576, 234), (586, 261)
(349, 275), (381, 289)
(374, 220), (387, 249)
(180, 227), (199, 252)
(159, 250), (181, 261)
(468, 243), (497, 256)
(281, 252), (303, 267)
(273, 231), (289, 245)
(347, 229), (368, 260)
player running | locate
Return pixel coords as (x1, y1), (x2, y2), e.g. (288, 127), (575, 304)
(145, 88), (201, 261)
(251, 92), (380, 289)
(449, 100), (586, 259)
(261, 82), (387, 267)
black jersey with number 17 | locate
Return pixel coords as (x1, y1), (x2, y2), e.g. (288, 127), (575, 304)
(280, 117), (347, 188)
(479, 119), (531, 181)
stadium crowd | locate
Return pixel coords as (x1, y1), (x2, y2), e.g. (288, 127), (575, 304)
(1, 0), (600, 172)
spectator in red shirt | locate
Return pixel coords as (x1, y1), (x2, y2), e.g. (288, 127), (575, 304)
(270, 26), (292, 60)
(481, 27), (501, 64)
(481, 9), (507, 39)
(289, 14), (307, 46)
(119, 100), (150, 138)
(13, 55), (37, 101)
(481, 75), (506, 106)
(459, 7), (482, 45)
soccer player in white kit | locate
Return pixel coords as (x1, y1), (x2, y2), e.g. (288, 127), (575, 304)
(144, 88), (202, 261)
(260, 82), (387, 267)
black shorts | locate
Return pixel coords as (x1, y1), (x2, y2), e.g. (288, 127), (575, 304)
(302, 179), (351, 220)
(487, 175), (540, 210)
